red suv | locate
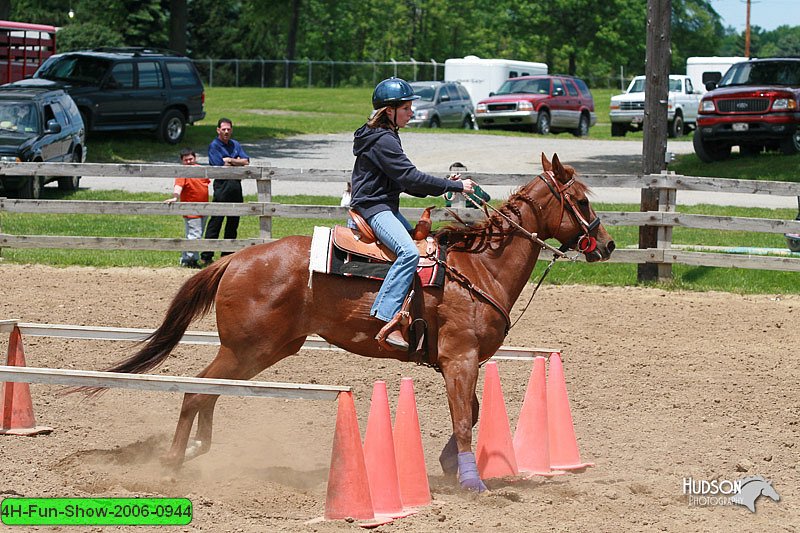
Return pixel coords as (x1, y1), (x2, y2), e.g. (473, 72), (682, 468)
(475, 75), (596, 136)
(694, 58), (800, 162)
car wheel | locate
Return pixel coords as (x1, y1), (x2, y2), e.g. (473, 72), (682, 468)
(573, 113), (590, 137)
(429, 116), (440, 129)
(693, 130), (731, 163)
(668, 114), (684, 138)
(461, 115), (475, 129)
(779, 130), (800, 155)
(158, 109), (186, 144)
(536, 110), (551, 135)
(58, 151), (82, 191)
(18, 175), (42, 200)
(611, 123), (627, 137)
(79, 109), (90, 135)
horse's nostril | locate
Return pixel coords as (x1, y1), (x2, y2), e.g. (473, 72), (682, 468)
(607, 241), (616, 253)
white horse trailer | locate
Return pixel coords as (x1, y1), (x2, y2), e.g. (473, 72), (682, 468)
(444, 55), (548, 104)
(686, 56), (750, 93)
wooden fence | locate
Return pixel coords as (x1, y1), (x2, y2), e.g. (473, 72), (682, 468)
(1, 162), (800, 274)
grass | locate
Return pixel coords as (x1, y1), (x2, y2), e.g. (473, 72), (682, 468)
(8, 86), (797, 294)
(82, 87), (657, 162)
(1, 189), (798, 294)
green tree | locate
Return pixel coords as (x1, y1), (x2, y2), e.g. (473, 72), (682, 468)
(56, 22), (124, 51)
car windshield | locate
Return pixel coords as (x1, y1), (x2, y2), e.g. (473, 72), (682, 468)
(412, 85), (436, 102)
(34, 55), (111, 84)
(719, 61), (800, 87)
(0, 102), (40, 135)
(495, 78), (550, 95)
(628, 79), (645, 93)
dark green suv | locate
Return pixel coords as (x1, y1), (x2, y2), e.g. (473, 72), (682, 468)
(23, 47), (205, 144)
(0, 85), (86, 199)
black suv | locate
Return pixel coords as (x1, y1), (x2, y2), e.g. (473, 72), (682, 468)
(0, 85), (86, 199)
(20, 47), (205, 144)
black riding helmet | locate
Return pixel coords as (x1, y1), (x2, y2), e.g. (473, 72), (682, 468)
(372, 78), (419, 109)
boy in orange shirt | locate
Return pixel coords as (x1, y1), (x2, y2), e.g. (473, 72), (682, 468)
(164, 148), (210, 268)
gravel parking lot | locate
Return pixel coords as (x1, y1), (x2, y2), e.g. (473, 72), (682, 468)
(82, 132), (796, 207)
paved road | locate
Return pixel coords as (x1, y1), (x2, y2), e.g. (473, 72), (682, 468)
(81, 132), (797, 208)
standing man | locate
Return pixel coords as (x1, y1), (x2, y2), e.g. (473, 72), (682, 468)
(200, 117), (250, 266)
(164, 148), (209, 268)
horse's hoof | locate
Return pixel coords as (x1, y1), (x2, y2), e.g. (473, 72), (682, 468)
(459, 476), (488, 493)
(184, 439), (204, 460)
(439, 436), (459, 476)
(457, 452), (487, 493)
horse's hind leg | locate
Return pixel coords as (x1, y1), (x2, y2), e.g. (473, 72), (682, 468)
(161, 345), (253, 469)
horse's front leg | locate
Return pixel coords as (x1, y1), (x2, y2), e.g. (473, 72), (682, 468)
(438, 393), (478, 476)
(439, 354), (487, 492)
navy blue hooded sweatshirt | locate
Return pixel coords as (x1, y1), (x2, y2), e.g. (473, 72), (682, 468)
(350, 124), (464, 219)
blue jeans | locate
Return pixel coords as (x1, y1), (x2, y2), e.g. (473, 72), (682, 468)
(367, 210), (419, 322)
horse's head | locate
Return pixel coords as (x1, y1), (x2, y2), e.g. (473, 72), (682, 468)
(537, 153), (615, 262)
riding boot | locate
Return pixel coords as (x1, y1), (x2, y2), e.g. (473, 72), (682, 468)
(375, 291), (413, 352)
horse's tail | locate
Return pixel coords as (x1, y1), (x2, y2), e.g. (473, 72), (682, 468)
(74, 255), (234, 396)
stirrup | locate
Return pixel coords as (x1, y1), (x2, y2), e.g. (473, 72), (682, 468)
(375, 311), (410, 351)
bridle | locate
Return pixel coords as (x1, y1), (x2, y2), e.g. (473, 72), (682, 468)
(434, 171), (603, 336)
(537, 170), (601, 255)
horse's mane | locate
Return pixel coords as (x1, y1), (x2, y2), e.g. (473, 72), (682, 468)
(435, 168), (589, 253)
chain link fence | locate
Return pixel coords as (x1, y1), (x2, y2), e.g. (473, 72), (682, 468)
(192, 59), (445, 89)
(191, 58), (630, 90)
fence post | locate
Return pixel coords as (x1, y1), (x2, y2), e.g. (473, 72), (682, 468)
(330, 60), (334, 88)
(656, 171), (676, 281)
(208, 58), (213, 88)
(410, 57), (417, 81)
(284, 58), (289, 88)
(261, 59), (265, 88)
(235, 59), (239, 87)
(256, 166), (272, 241)
(391, 58), (397, 78)
(431, 59), (438, 81)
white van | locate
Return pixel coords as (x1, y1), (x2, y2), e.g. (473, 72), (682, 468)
(686, 56), (750, 93)
(444, 55), (548, 104)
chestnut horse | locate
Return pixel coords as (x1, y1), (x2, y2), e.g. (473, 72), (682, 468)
(93, 153), (614, 491)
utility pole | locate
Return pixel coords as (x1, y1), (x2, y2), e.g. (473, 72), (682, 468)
(639, 0), (671, 282)
(745, 0), (752, 57)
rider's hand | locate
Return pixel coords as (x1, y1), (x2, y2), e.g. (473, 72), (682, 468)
(460, 178), (476, 195)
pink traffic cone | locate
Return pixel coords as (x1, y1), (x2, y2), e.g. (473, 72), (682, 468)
(547, 353), (593, 471)
(476, 362), (518, 479)
(513, 356), (563, 476)
(393, 378), (431, 508)
(1, 326), (53, 436)
(324, 391), (374, 520)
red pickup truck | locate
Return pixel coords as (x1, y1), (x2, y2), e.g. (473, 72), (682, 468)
(694, 58), (800, 162)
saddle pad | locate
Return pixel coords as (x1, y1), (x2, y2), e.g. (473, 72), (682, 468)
(309, 226), (446, 288)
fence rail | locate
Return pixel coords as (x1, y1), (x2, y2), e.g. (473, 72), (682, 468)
(1, 162), (799, 273)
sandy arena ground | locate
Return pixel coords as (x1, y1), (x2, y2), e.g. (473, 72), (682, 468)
(1, 263), (798, 532)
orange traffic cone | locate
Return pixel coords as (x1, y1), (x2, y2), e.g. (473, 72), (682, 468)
(363, 381), (409, 518)
(324, 391), (375, 521)
(547, 352), (593, 471)
(476, 361), (518, 479)
(513, 356), (563, 476)
(393, 378), (431, 508)
(1, 326), (53, 436)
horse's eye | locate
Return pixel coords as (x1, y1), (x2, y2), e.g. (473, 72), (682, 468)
(578, 198), (590, 207)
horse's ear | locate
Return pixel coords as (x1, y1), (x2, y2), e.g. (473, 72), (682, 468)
(541, 152), (551, 171)
(551, 153), (564, 177)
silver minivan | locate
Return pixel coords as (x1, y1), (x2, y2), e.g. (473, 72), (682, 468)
(408, 81), (476, 129)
